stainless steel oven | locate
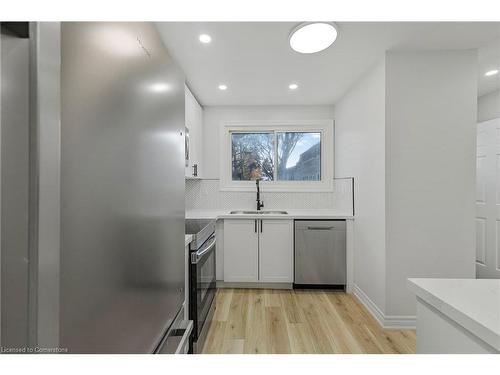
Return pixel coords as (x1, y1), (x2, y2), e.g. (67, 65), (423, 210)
(186, 219), (216, 353)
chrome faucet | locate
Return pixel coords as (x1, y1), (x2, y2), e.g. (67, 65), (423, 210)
(256, 179), (264, 211)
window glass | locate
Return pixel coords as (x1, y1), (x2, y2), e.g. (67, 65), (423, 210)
(231, 133), (274, 181)
(277, 132), (321, 181)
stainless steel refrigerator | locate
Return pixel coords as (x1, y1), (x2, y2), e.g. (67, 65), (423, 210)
(1, 22), (187, 353)
(60, 22), (186, 353)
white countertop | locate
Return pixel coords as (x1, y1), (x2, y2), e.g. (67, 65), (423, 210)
(408, 278), (500, 351)
(184, 234), (193, 247)
(185, 208), (354, 220)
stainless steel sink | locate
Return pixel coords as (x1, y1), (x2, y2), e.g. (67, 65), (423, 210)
(229, 210), (288, 215)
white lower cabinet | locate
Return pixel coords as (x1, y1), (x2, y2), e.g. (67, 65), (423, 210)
(223, 219), (293, 283)
(258, 220), (293, 282)
(223, 219), (259, 282)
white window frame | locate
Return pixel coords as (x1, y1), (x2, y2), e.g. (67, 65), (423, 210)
(219, 120), (334, 192)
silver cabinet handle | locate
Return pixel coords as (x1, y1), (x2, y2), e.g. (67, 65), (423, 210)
(191, 235), (216, 264)
(254, 219), (257, 233)
(260, 220), (263, 233)
(307, 226), (334, 230)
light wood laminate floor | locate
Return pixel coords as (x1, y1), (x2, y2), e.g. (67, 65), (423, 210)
(202, 288), (416, 354)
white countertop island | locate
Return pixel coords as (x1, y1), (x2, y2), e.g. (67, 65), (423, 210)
(408, 278), (500, 353)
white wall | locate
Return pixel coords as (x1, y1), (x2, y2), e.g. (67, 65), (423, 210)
(385, 50), (477, 316)
(187, 105), (360, 212)
(335, 60), (387, 313)
(478, 89), (500, 122)
(202, 105), (335, 179)
(335, 50), (477, 322)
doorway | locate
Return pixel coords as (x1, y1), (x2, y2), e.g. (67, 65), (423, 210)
(476, 118), (500, 278)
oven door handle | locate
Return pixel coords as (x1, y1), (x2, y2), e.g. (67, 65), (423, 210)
(191, 235), (216, 264)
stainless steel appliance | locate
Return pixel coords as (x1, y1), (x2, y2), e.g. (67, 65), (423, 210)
(0, 22), (190, 353)
(0, 23), (31, 349)
(185, 219), (216, 353)
(294, 220), (346, 288)
(58, 22), (187, 353)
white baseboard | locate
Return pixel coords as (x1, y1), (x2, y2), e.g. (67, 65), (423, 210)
(216, 281), (293, 289)
(352, 284), (416, 330)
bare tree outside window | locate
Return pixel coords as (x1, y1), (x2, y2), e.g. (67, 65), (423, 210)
(231, 133), (274, 181)
(231, 131), (321, 182)
(277, 132), (321, 181)
(277, 132), (303, 179)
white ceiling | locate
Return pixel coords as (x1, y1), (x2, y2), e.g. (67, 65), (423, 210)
(156, 22), (500, 106)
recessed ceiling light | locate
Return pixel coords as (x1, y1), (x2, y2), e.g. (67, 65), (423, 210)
(218, 84), (227, 91)
(150, 83), (170, 92)
(485, 69), (499, 77)
(199, 34), (212, 44)
(289, 83), (299, 90)
(289, 22), (338, 54)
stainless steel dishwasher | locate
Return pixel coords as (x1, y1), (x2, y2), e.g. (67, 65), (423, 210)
(294, 220), (346, 288)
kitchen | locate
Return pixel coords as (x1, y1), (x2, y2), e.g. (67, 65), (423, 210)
(172, 22), (500, 354)
(0, 1), (499, 372)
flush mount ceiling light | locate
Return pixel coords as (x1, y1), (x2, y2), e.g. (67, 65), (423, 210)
(218, 84), (228, 91)
(150, 83), (170, 92)
(289, 22), (338, 54)
(289, 83), (299, 90)
(199, 34), (212, 44)
(485, 69), (499, 77)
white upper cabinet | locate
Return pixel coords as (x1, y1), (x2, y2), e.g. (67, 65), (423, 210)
(185, 85), (203, 178)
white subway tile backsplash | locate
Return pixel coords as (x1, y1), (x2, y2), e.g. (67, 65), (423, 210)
(186, 178), (353, 213)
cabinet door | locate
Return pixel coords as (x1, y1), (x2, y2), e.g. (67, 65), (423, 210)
(223, 219), (259, 282)
(185, 85), (203, 177)
(258, 220), (293, 283)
